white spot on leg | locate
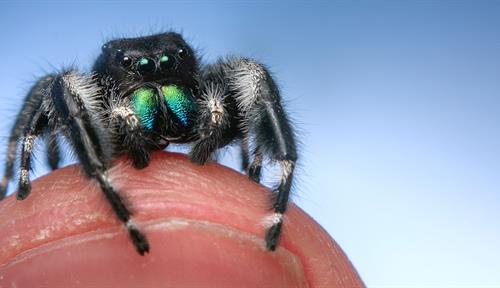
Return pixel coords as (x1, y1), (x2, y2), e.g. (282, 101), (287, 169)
(110, 106), (139, 128)
(261, 213), (283, 228)
(20, 169), (29, 182)
(280, 160), (294, 184)
(126, 219), (137, 230)
(199, 83), (228, 131)
(23, 135), (35, 153)
(111, 107), (134, 118)
(208, 97), (224, 126)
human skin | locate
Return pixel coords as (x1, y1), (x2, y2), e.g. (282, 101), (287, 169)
(0, 152), (364, 287)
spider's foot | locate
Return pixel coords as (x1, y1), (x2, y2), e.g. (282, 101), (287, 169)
(131, 153), (150, 170)
(17, 185), (31, 200)
(247, 165), (261, 183)
(264, 213), (283, 251)
(48, 151), (60, 171)
(127, 220), (150, 255)
(189, 144), (211, 165)
(17, 172), (31, 200)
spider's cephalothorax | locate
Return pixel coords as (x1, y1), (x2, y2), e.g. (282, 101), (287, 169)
(0, 32), (297, 255)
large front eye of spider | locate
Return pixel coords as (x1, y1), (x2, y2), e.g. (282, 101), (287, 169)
(137, 57), (156, 75)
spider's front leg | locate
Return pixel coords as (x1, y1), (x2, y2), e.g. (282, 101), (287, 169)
(194, 58), (297, 251)
(190, 82), (234, 164)
(48, 71), (150, 254)
(106, 91), (153, 169)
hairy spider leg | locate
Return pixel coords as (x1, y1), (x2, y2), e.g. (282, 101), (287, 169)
(240, 137), (251, 171)
(0, 76), (54, 200)
(46, 131), (61, 171)
(229, 58), (297, 251)
(247, 149), (264, 183)
(17, 101), (48, 200)
(239, 137), (264, 185)
(239, 135), (263, 182)
(50, 71), (149, 255)
(193, 57), (297, 251)
(107, 92), (153, 169)
(190, 81), (235, 164)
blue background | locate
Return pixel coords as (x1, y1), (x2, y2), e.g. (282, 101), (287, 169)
(1, 1), (499, 286)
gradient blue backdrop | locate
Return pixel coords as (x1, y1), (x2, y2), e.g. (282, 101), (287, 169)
(1, 1), (499, 287)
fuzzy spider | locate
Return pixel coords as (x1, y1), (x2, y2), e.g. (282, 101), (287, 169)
(0, 32), (297, 255)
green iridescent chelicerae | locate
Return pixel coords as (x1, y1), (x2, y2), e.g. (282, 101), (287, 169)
(131, 88), (158, 130)
(161, 85), (194, 126)
(131, 84), (194, 129)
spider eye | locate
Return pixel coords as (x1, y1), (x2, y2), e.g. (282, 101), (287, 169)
(121, 56), (132, 67)
(159, 54), (174, 70)
(115, 50), (132, 68)
(137, 57), (156, 74)
(160, 55), (169, 63)
(177, 48), (186, 59)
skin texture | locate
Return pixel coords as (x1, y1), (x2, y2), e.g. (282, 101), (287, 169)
(0, 152), (364, 287)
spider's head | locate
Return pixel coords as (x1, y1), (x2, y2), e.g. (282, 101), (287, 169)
(95, 32), (198, 90)
(94, 32), (199, 143)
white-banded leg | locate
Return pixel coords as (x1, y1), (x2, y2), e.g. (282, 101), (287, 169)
(107, 97), (152, 169)
(18, 107), (47, 200)
(50, 71), (149, 255)
(0, 76), (53, 200)
(227, 57), (298, 251)
(190, 82), (232, 164)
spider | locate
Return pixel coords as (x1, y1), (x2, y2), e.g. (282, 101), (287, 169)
(0, 32), (297, 255)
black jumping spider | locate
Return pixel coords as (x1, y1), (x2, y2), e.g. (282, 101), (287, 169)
(0, 32), (297, 255)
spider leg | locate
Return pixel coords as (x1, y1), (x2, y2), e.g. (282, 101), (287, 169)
(108, 97), (152, 169)
(0, 76), (54, 200)
(190, 82), (233, 164)
(50, 71), (149, 255)
(247, 148), (263, 183)
(196, 58), (297, 251)
(240, 137), (250, 171)
(18, 104), (48, 200)
(46, 131), (61, 170)
(228, 58), (297, 251)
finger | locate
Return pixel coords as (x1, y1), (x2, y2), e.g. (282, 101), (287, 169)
(0, 151), (364, 287)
